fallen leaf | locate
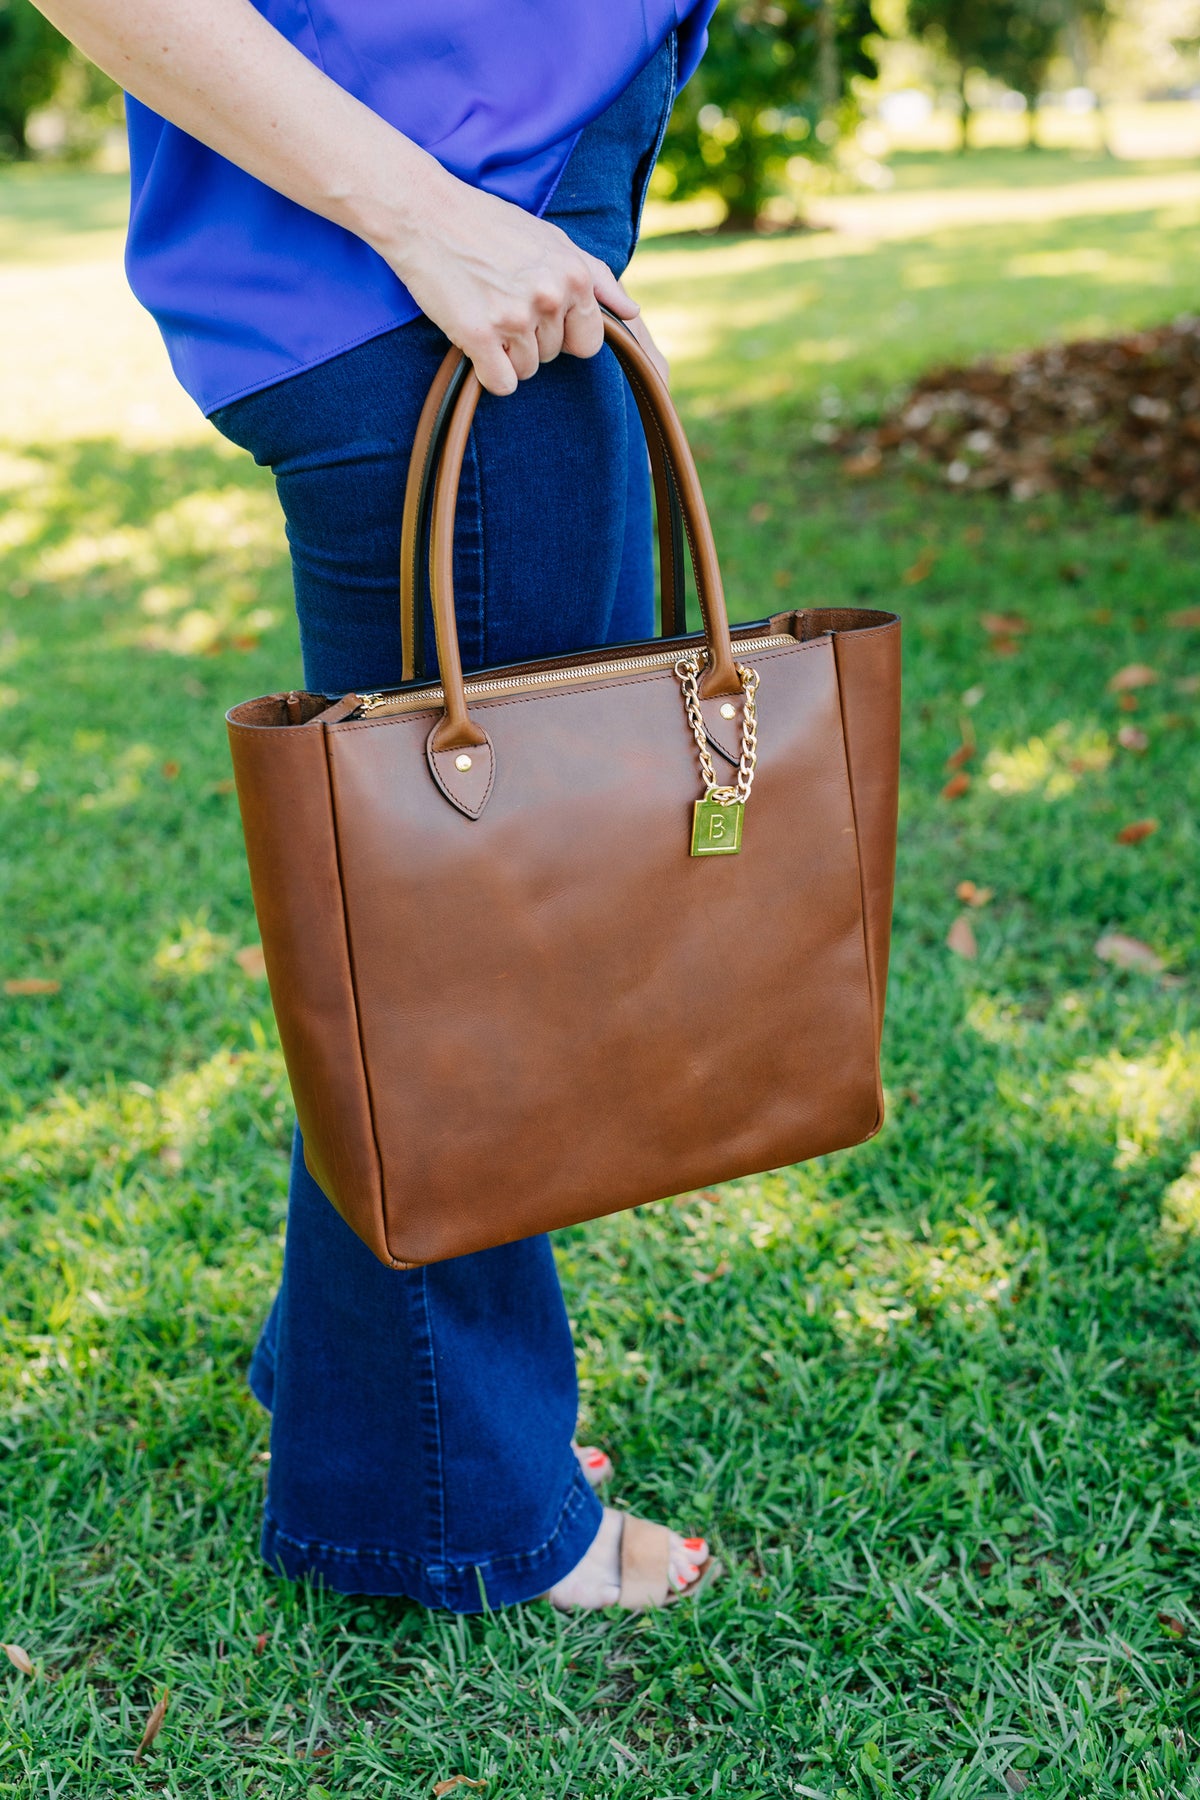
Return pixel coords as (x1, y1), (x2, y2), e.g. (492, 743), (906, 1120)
(1003, 1772), (1030, 1794)
(1117, 725), (1149, 752)
(1108, 663), (1158, 692)
(1168, 607), (1200, 629)
(962, 684), (985, 708)
(231, 634), (260, 652)
(433, 1779), (486, 1797)
(902, 547), (937, 585)
(981, 612), (1028, 636)
(254, 1631), (267, 1655)
(692, 1259), (732, 1284)
(748, 502), (772, 524)
(1118, 693), (1139, 712)
(1115, 819), (1158, 845)
(1158, 1613), (1188, 1638)
(235, 945), (267, 978)
(941, 772), (971, 800)
(133, 1689), (169, 1763)
(842, 446), (881, 477)
(1095, 932), (1164, 973)
(945, 742), (974, 770)
(990, 636), (1021, 657)
(947, 915), (978, 959)
(956, 881), (994, 907)
(4, 978), (60, 996)
(161, 760), (180, 780)
(2, 1644), (33, 1675)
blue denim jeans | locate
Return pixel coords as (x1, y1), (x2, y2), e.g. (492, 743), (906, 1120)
(211, 32), (677, 1610)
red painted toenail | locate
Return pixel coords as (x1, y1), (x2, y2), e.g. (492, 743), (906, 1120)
(587, 1451), (607, 1466)
(683, 1538), (705, 1551)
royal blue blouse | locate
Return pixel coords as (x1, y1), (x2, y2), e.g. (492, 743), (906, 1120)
(124, 2), (715, 416)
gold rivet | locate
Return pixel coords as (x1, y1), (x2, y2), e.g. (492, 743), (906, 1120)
(720, 702), (737, 720)
(454, 753), (473, 772)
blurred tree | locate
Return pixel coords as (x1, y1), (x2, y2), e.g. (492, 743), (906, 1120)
(909, 0), (1115, 148)
(907, 0), (1015, 146)
(660, 0), (881, 228)
(0, 0), (69, 157)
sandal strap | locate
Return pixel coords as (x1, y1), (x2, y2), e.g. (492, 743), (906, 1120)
(617, 1513), (672, 1610)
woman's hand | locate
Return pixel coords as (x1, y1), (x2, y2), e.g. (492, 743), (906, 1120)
(376, 169), (640, 397)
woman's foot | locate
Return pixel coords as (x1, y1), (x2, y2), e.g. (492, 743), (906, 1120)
(547, 1506), (709, 1610)
(573, 1441), (613, 1489)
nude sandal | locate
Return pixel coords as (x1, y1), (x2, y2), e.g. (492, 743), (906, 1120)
(616, 1512), (723, 1610)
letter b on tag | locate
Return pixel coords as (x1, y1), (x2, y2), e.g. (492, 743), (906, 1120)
(691, 797), (743, 857)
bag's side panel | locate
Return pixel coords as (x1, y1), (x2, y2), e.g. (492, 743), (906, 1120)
(830, 618), (902, 1048)
(226, 712), (389, 1262)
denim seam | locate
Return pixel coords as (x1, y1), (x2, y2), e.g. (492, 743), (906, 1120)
(260, 1464), (592, 1583)
(630, 29), (678, 257)
(416, 1268), (448, 1585)
(459, 430), (487, 668)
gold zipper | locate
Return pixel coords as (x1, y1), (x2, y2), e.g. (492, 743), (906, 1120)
(352, 632), (796, 719)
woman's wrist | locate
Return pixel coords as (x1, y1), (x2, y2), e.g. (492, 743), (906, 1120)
(323, 122), (456, 269)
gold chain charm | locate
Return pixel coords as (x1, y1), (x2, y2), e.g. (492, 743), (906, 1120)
(674, 653), (760, 857)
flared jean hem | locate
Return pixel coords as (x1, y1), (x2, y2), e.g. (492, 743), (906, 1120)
(259, 1464), (601, 1611)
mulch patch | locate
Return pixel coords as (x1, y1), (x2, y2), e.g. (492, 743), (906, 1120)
(837, 315), (1200, 514)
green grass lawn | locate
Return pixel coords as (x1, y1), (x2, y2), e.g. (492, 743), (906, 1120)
(3, 151), (1200, 1799)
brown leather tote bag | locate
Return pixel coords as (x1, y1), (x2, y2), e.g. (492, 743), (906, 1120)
(226, 316), (901, 1268)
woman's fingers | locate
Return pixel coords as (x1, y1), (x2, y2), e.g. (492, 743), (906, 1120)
(533, 311), (567, 366)
(467, 338), (519, 398)
(394, 179), (649, 393)
(587, 255), (639, 320)
(560, 291), (604, 361)
(504, 331), (542, 382)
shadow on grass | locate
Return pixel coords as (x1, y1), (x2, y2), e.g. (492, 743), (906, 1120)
(637, 203), (1200, 415)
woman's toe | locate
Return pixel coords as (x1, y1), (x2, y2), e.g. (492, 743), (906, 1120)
(668, 1532), (709, 1592)
(573, 1442), (614, 1489)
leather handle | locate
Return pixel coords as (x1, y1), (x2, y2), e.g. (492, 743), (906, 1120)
(426, 312), (741, 753)
(400, 335), (688, 684)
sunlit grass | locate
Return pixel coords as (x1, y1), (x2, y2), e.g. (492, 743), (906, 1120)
(3, 153), (1200, 1798)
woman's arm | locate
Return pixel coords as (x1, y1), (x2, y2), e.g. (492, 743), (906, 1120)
(31, 0), (641, 396)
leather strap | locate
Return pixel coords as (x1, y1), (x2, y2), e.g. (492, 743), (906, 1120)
(400, 334), (688, 684)
(426, 312), (741, 753)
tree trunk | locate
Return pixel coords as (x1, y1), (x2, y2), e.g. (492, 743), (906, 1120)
(817, 0), (839, 145)
(1025, 94), (1039, 150)
(958, 66), (971, 153)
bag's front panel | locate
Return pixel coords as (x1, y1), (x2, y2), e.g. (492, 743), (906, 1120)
(326, 635), (881, 1264)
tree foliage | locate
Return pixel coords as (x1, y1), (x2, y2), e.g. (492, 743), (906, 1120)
(0, 0), (69, 156)
(660, 0), (881, 227)
(908, 0), (1115, 143)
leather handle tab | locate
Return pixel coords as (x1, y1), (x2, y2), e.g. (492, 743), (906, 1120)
(400, 334), (689, 684)
(425, 313), (739, 753)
